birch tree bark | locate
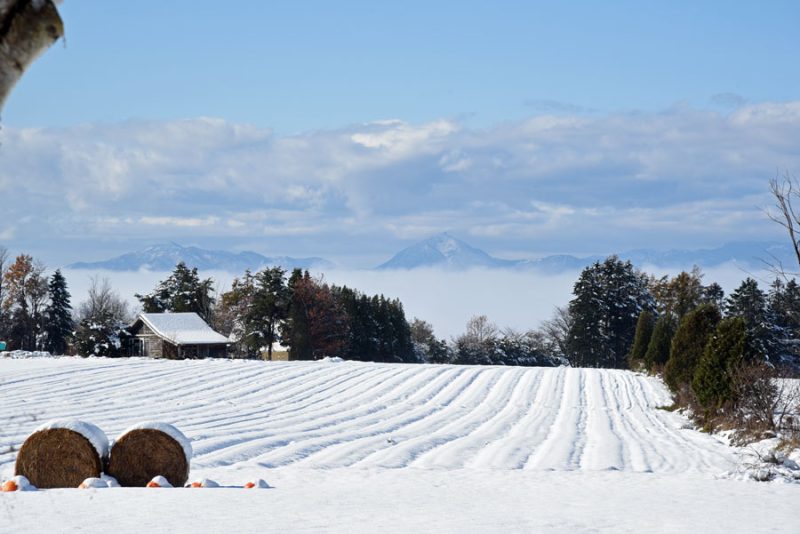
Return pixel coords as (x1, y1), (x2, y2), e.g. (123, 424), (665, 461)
(0, 0), (63, 111)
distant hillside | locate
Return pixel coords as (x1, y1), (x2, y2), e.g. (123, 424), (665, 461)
(376, 233), (523, 270)
(376, 234), (793, 272)
(67, 243), (334, 272)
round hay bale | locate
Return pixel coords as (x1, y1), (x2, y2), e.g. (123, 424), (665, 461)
(15, 425), (105, 489)
(107, 424), (191, 488)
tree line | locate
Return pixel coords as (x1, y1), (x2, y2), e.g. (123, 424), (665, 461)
(556, 256), (799, 437)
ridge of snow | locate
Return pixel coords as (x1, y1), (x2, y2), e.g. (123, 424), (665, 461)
(101, 474), (120, 488)
(117, 422), (193, 464)
(79, 477), (109, 489)
(1, 350), (53, 359)
(246, 479), (271, 489)
(8, 475), (36, 491)
(186, 478), (220, 488)
(35, 420), (109, 460)
(148, 475), (173, 488)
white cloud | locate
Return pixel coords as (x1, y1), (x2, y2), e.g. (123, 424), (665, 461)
(2, 103), (798, 265)
(139, 216), (220, 228)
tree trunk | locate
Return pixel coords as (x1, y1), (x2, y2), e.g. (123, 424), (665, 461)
(0, 0), (63, 111)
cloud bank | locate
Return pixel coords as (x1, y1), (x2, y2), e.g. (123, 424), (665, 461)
(63, 263), (772, 340)
(3, 102), (799, 266)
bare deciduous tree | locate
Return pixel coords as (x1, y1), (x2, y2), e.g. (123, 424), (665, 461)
(766, 172), (800, 278)
(539, 306), (573, 359)
(76, 276), (131, 324)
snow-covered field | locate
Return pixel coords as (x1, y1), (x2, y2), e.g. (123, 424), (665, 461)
(0, 357), (797, 532)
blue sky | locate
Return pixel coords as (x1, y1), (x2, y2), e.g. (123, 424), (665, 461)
(1, 0), (799, 267)
(7, 1), (800, 132)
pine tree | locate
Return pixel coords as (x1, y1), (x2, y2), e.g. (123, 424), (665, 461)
(43, 269), (73, 354)
(283, 270), (313, 360)
(566, 257), (653, 368)
(136, 262), (215, 323)
(387, 298), (413, 362)
(629, 310), (655, 368)
(644, 314), (675, 372)
(567, 262), (609, 367)
(246, 267), (289, 360)
(664, 303), (721, 395)
(692, 317), (754, 413)
(702, 282), (725, 309)
(767, 278), (800, 367)
(725, 278), (775, 360)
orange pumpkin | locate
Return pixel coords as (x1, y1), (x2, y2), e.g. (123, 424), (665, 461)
(191, 481), (202, 488)
(146, 480), (161, 488)
(244, 482), (255, 489)
(2, 480), (18, 492)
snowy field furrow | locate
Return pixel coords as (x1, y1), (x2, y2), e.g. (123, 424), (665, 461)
(1, 357), (797, 533)
(2, 359), (746, 473)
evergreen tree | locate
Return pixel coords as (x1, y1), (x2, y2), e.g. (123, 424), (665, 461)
(692, 317), (754, 413)
(566, 262), (609, 367)
(566, 257), (653, 368)
(644, 314), (676, 372)
(282, 270), (314, 360)
(43, 269), (73, 354)
(664, 303), (721, 395)
(702, 282), (725, 309)
(767, 278), (800, 367)
(629, 310), (655, 368)
(725, 278), (775, 360)
(136, 262), (215, 323)
(246, 267), (289, 360)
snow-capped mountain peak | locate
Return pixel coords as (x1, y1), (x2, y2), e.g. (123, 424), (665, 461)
(376, 233), (521, 270)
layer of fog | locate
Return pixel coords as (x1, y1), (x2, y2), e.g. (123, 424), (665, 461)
(62, 263), (773, 340)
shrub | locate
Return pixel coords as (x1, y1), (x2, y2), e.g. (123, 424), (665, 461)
(629, 310), (655, 369)
(692, 317), (752, 414)
(644, 315), (675, 372)
(664, 303), (721, 396)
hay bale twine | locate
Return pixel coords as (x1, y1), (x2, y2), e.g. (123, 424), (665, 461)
(107, 423), (192, 488)
(15, 420), (108, 489)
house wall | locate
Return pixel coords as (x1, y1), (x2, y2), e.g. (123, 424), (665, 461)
(130, 322), (163, 358)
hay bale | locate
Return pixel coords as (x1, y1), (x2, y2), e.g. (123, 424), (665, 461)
(14, 421), (108, 489)
(107, 423), (191, 488)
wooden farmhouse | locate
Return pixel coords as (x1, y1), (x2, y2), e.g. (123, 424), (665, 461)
(128, 312), (230, 359)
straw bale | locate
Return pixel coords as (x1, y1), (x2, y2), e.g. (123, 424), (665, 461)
(107, 428), (189, 487)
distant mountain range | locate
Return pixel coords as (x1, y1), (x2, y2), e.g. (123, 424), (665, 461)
(65, 235), (794, 274)
(376, 233), (520, 270)
(67, 243), (334, 272)
(376, 233), (793, 272)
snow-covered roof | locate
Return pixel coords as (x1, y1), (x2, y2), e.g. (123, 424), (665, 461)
(137, 313), (229, 345)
